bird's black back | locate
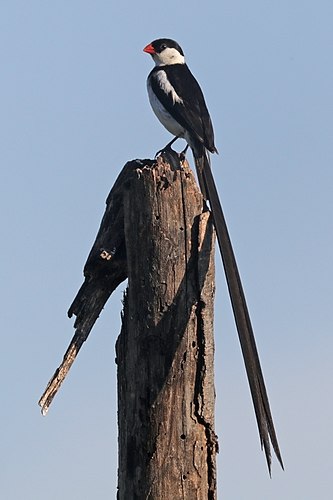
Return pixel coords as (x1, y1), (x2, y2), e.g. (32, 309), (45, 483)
(149, 63), (217, 153)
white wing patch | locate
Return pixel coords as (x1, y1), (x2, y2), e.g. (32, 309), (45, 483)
(155, 70), (184, 105)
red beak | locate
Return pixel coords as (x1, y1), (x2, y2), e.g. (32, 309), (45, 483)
(143, 43), (155, 54)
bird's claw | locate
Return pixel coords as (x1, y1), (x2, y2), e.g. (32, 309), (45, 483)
(156, 147), (182, 171)
(155, 144), (174, 159)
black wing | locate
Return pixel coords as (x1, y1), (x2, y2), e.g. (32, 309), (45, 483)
(149, 64), (216, 152)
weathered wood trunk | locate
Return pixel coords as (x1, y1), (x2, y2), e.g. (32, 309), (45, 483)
(116, 159), (218, 499)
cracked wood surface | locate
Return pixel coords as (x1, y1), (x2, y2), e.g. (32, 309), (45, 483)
(116, 160), (218, 499)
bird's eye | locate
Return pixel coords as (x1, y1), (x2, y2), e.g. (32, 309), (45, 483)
(160, 43), (167, 50)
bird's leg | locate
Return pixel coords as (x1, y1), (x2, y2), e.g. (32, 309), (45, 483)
(155, 136), (180, 157)
(179, 144), (189, 161)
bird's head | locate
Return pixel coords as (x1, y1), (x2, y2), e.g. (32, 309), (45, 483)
(143, 38), (185, 66)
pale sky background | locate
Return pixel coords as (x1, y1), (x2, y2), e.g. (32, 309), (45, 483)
(1, 1), (333, 499)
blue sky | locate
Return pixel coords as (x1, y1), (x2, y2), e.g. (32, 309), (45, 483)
(1, 1), (333, 498)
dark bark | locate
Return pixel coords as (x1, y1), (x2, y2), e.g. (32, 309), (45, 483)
(39, 159), (153, 414)
(38, 157), (218, 498)
(116, 159), (218, 499)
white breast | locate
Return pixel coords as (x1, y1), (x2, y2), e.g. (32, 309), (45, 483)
(147, 75), (186, 139)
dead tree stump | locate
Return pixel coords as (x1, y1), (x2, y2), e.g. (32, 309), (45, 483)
(116, 159), (218, 499)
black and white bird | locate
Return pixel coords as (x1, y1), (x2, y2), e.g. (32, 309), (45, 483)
(143, 38), (216, 199)
(144, 38), (283, 473)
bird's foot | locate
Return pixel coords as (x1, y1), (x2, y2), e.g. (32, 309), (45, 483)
(155, 145), (175, 159)
(155, 145), (172, 158)
(157, 147), (182, 171)
(155, 136), (180, 158)
(179, 144), (189, 162)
